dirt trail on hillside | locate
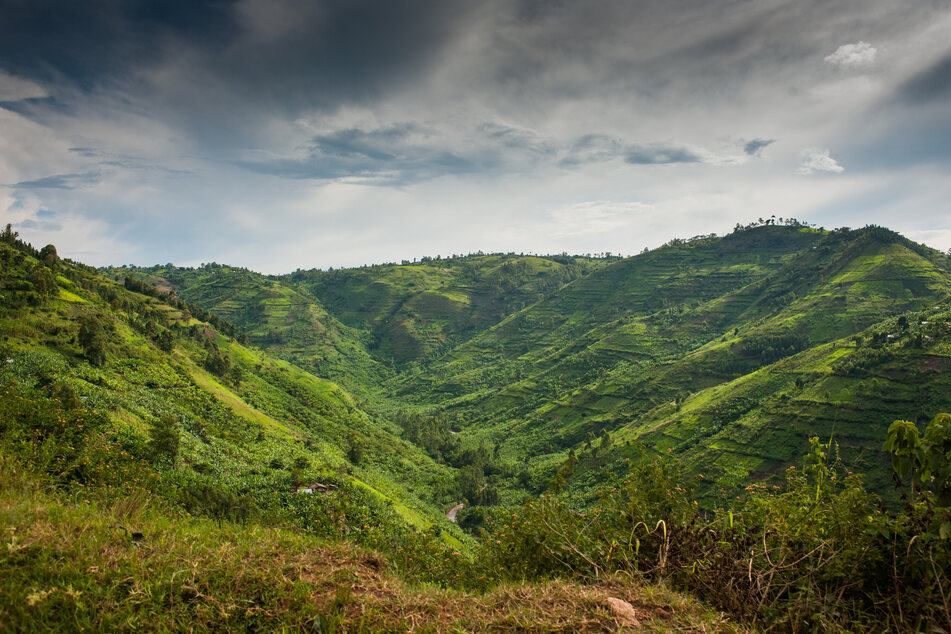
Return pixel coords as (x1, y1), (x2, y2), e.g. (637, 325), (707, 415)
(446, 503), (464, 522)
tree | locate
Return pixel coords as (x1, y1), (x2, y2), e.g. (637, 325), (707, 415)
(457, 464), (485, 504)
(227, 364), (243, 385)
(290, 467), (308, 488)
(30, 266), (57, 300)
(204, 346), (231, 376)
(78, 314), (107, 366)
(155, 329), (174, 353)
(885, 414), (951, 507)
(347, 434), (365, 465)
(0, 223), (18, 244)
(147, 414), (180, 464)
(39, 244), (58, 269)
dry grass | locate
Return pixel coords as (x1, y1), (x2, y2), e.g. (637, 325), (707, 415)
(350, 575), (739, 632)
(0, 468), (737, 632)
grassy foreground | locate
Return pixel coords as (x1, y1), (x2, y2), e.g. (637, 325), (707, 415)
(0, 459), (732, 632)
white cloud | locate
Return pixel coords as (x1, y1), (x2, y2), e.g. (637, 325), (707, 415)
(550, 201), (654, 237)
(795, 147), (845, 175)
(824, 41), (877, 67)
(0, 71), (47, 101)
(3, 2), (951, 272)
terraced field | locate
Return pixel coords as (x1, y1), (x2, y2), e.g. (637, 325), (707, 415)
(123, 224), (951, 504)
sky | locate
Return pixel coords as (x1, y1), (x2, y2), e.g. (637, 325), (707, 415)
(1, 0), (950, 273)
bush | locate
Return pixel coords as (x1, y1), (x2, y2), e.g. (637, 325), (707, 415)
(146, 414), (180, 465)
(477, 436), (951, 631)
(178, 480), (257, 526)
(29, 266), (57, 300)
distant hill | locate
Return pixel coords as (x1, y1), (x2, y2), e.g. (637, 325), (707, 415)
(116, 253), (609, 392)
(122, 223), (951, 505)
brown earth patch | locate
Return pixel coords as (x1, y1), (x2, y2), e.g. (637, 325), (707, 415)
(920, 355), (951, 373)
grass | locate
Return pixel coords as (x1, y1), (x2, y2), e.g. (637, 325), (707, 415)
(176, 352), (294, 437)
(8, 224), (951, 629)
(0, 460), (734, 632)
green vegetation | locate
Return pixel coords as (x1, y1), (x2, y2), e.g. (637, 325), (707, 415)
(479, 436), (951, 630)
(5, 220), (951, 629)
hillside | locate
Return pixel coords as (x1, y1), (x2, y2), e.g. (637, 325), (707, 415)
(100, 263), (393, 395)
(129, 224), (951, 505)
(0, 459), (729, 632)
(5, 222), (951, 630)
(0, 229), (739, 631)
(0, 233), (466, 550)
(117, 254), (610, 392)
(420, 226), (951, 503)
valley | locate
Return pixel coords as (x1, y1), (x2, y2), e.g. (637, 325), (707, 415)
(122, 223), (951, 508)
(4, 221), (951, 631)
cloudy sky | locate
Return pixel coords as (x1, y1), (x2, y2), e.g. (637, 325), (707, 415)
(1, 0), (950, 272)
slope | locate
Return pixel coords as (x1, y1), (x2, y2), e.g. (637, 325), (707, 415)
(104, 263), (391, 396)
(1, 237), (461, 541)
(563, 300), (951, 508)
(455, 226), (951, 454)
(396, 226), (827, 407)
(0, 460), (728, 632)
(121, 254), (609, 396)
(293, 253), (606, 365)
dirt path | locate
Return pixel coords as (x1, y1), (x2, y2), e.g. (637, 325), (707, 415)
(446, 503), (464, 522)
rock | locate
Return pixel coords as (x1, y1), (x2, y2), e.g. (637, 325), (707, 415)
(606, 597), (641, 629)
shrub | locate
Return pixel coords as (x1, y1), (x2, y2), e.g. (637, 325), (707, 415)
(477, 435), (951, 631)
(146, 414), (180, 465)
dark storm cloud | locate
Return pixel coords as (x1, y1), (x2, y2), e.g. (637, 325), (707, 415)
(3, 0), (951, 270)
(175, 0), (477, 122)
(0, 0), (236, 88)
(744, 139), (775, 156)
(0, 0), (477, 147)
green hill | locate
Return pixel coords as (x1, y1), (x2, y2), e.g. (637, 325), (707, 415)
(121, 224), (951, 506)
(362, 227), (951, 505)
(100, 263), (393, 395)
(1, 236), (462, 546)
(6, 221), (951, 630)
